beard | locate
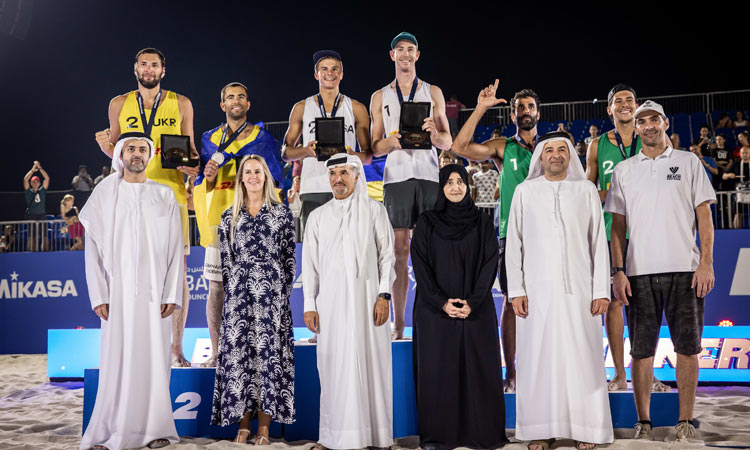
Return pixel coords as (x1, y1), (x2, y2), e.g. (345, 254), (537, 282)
(125, 159), (146, 174)
(227, 108), (247, 121)
(517, 114), (538, 131)
(137, 73), (161, 89)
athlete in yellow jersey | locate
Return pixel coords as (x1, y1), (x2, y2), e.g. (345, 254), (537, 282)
(94, 47), (198, 367)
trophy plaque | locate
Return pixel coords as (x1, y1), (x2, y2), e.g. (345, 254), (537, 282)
(315, 117), (346, 161)
(161, 134), (199, 168)
(399, 101), (432, 149)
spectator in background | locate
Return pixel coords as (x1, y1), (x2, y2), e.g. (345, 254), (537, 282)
(472, 160), (499, 205)
(735, 131), (750, 160)
(438, 150), (458, 169)
(576, 140), (588, 170)
(671, 133), (686, 150)
(490, 126), (503, 140)
(23, 161), (50, 252)
(722, 146), (750, 228)
(0, 225), (16, 253)
(694, 125), (712, 156)
(735, 111), (748, 128)
(445, 95), (466, 138)
(715, 112), (733, 129)
(691, 145), (719, 189)
(60, 194), (84, 250)
(584, 124), (599, 146)
(94, 166), (111, 186)
(72, 165), (95, 191)
(714, 134), (734, 174)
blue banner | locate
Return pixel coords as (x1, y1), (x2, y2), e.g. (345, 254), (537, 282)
(3, 230), (750, 354)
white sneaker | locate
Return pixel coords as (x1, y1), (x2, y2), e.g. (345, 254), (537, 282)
(634, 421), (652, 440)
(675, 421), (703, 444)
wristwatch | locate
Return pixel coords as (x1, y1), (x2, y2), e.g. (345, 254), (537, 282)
(378, 293), (392, 301)
(611, 267), (625, 276)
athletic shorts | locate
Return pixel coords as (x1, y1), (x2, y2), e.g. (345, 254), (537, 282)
(383, 178), (439, 229)
(203, 225), (222, 282)
(300, 193), (333, 235)
(179, 203), (190, 255)
(497, 237), (508, 296)
(627, 272), (704, 359)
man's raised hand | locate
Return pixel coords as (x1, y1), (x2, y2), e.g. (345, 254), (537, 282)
(95, 129), (113, 153)
(476, 79), (507, 110)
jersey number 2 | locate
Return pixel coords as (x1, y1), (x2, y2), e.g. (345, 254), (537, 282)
(603, 160), (614, 176)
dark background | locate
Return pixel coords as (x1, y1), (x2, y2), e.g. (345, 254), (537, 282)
(1, 0), (748, 194)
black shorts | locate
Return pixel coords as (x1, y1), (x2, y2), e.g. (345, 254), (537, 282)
(300, 192), (333, 231)
(383, 178), (439, 229)
(497, 238), (508, 295)
(627, 272), (705, 359)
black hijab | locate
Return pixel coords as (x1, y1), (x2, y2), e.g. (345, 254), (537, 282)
(424, 164), (483, 240)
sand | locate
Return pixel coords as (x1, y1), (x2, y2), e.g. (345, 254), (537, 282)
(0, 354), (748, 449)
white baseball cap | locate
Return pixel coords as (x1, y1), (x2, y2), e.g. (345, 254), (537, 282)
(634, 100), (666, 119)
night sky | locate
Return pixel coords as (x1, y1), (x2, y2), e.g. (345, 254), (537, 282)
(0, 0), (747, 192)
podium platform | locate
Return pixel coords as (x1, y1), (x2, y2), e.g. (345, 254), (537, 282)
(82, 341), (679, 440)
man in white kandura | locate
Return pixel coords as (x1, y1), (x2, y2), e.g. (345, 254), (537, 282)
(79, 132), (183, 450)
(507, 131), (614, 450)
(302, 154), (396, 450)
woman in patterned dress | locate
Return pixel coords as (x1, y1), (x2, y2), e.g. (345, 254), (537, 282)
(210, 154), (296, 444)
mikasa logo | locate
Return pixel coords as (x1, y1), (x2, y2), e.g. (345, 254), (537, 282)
(0, 271), (78, 299)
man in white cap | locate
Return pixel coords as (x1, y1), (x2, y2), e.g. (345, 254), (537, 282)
(370, 31), (452, 339)
(302, 154), (395, 450)
(605, 100), (715, 442)
(79, 132), (183, 450)
(506, 131), (613, 450)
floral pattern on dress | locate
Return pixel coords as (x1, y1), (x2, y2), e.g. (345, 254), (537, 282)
(211, 203), (296, 426)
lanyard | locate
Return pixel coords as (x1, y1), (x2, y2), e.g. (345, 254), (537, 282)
(317, 93), (342, 118)
(136, 90), (162, 137)
(614, 128), (638, 160)
(219, 122), (248, 152)
(514, 132), (538, 151)
(395, 76), (418, 104)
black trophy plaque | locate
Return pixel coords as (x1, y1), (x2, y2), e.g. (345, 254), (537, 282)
(315, 117), (346, 161)
(399, 101), (432, 149)
(161, 134), (199, 168)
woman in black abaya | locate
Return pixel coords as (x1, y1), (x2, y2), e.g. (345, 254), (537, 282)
(411, 164), (508, 449)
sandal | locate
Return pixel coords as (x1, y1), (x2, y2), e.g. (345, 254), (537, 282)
(575, 441), (597, 450)
(528, 438), (555, 450)
(147, 439), (170, 449)
(255, 435), (271, 446)
(234, 428), (252, 444)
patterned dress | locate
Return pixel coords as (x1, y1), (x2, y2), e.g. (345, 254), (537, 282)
(211, 203), (296, 426)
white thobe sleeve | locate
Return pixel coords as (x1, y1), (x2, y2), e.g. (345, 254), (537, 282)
(505, 185), (527, 299)
(84, 231), (109, 309)
(161, 195), (184, 308)
(588, 185), (611, 301)
(373, 203), (396, 295)
(302, 212), (320, 313)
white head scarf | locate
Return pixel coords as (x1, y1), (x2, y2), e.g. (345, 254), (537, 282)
(524, 132), (586, 296)
(326, 154), (370, 277)
(526, 132), (586, 181)
(110, 132), (155, 173)
(79, 132), (156, 287)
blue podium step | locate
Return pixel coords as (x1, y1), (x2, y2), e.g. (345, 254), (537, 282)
(82, 341), (679, 440)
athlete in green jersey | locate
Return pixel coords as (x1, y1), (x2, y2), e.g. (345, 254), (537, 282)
(586, 84), (670, 393)
(452, 79), (540, 393)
